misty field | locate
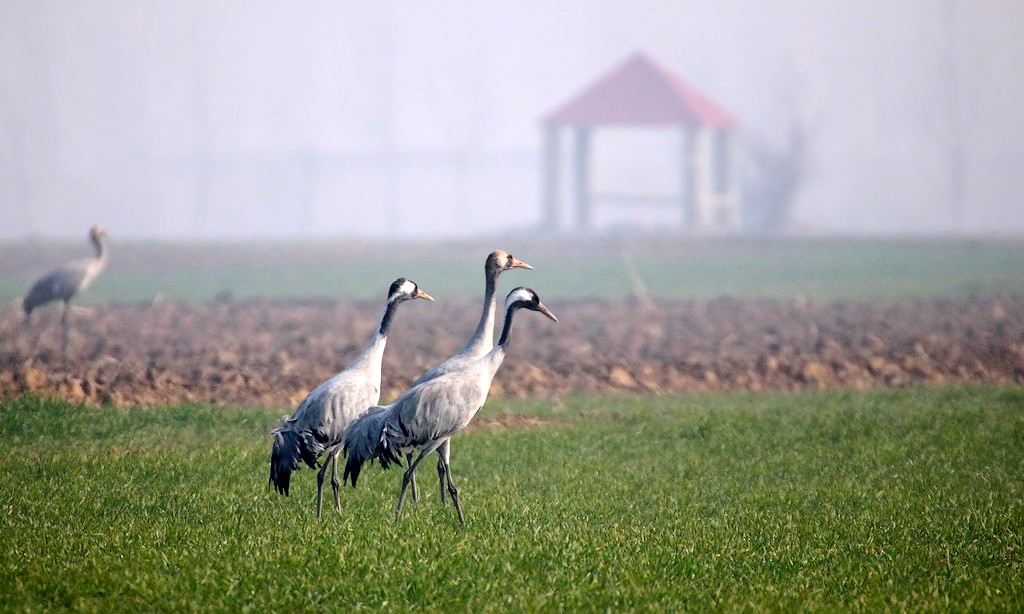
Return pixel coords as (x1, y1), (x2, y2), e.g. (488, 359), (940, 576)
(2, 387), (1022, 611)
(3, 236), (1024, 305)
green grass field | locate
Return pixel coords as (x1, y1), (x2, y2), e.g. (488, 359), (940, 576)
(2, 236), (1023, 304)
(2, 387), (1022, 610)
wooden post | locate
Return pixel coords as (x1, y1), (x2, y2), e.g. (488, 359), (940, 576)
(541, 125), (561, 232)
(573, 127), (592, 230)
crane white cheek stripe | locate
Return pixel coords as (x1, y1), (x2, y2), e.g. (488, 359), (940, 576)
(389, 279), (418, 303)
(505, 287), (534, 308)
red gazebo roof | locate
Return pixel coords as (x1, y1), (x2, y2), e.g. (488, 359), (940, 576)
(545, 53), (736, 127)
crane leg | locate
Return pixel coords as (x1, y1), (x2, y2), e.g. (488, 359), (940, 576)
(61, 302), (71, 355)
(407, 452), (419, 503)
(438, 454), (464, 524)
(395, 441), (443, 520)
(315, 447), (335, 520)
(330, 449), (342, 511)
(436, 439), (451, 506)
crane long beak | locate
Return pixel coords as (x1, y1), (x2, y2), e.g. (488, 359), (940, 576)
(537, 302), (558, 323)
(416, 290), (435, 301)
(512, 258), (534, 270)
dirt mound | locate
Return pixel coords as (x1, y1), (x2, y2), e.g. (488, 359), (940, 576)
(2, 296), (1022, 407)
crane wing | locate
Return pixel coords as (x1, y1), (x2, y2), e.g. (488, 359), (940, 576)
(24, 263), (88, 311)
(395, 375), (488, 447)
(411, 354), (476, 387)
(286, 366), (381, 447)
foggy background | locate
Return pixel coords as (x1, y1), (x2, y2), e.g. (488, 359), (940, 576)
(1, 0), (1021, 240)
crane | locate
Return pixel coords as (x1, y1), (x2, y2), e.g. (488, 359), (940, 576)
(343, 287), (557, 523)
(23, 225), (109, 353)
(269, 278), (433, 519)
(407, 250), (532, 504)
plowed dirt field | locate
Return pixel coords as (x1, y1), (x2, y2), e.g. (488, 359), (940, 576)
(3, 296), (1021, 407)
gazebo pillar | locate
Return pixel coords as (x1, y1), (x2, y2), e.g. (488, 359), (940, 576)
(680, 127), (696, 228)
(573, 127), (592, 230)
(541, 125), (561, 231)
(722, 127), (742, 228)
(691, 126), (713, 229)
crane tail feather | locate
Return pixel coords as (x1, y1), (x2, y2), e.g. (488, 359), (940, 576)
(342, 407), (398, 487)
(269, 428), (324, 496)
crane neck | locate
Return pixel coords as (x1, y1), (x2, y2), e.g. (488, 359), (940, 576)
(463, 265), (499, 355)
(351, 299), (398, 371)
(92, 234), (108, 264)
(377, 298), (401, 338)
(496, 304), (519, 348)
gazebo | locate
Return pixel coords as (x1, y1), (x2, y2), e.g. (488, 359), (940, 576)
(541, 53), (741, 232)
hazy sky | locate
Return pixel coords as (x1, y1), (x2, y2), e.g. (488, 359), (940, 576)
(1, 1), (1021, 239)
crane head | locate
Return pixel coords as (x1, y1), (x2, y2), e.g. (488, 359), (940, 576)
(89, 225), (108, 239)
(487, 250), (533, 274)
(505, 287), (558, 323)
(387, 278), (434, 304)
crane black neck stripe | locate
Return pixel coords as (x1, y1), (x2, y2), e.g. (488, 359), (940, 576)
(378, 300), (399, 336)
(497, 301), (532, 347)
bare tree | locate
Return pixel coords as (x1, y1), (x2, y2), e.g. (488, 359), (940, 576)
(740, 59), (819, 234)
(741, 117), (811, 233)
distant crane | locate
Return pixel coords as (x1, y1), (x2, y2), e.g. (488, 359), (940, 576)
(407, 250), (532, 504)
(269, 278), (434, 518)
(344, 287), (558, 523)
(23, 224), (109, 353)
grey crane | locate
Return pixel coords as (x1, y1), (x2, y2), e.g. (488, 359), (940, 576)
(23, 224), (109, 353)
(343, 287), (557, 523)
(269, 278), (433, 518)
(407, 250), (532, 504)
